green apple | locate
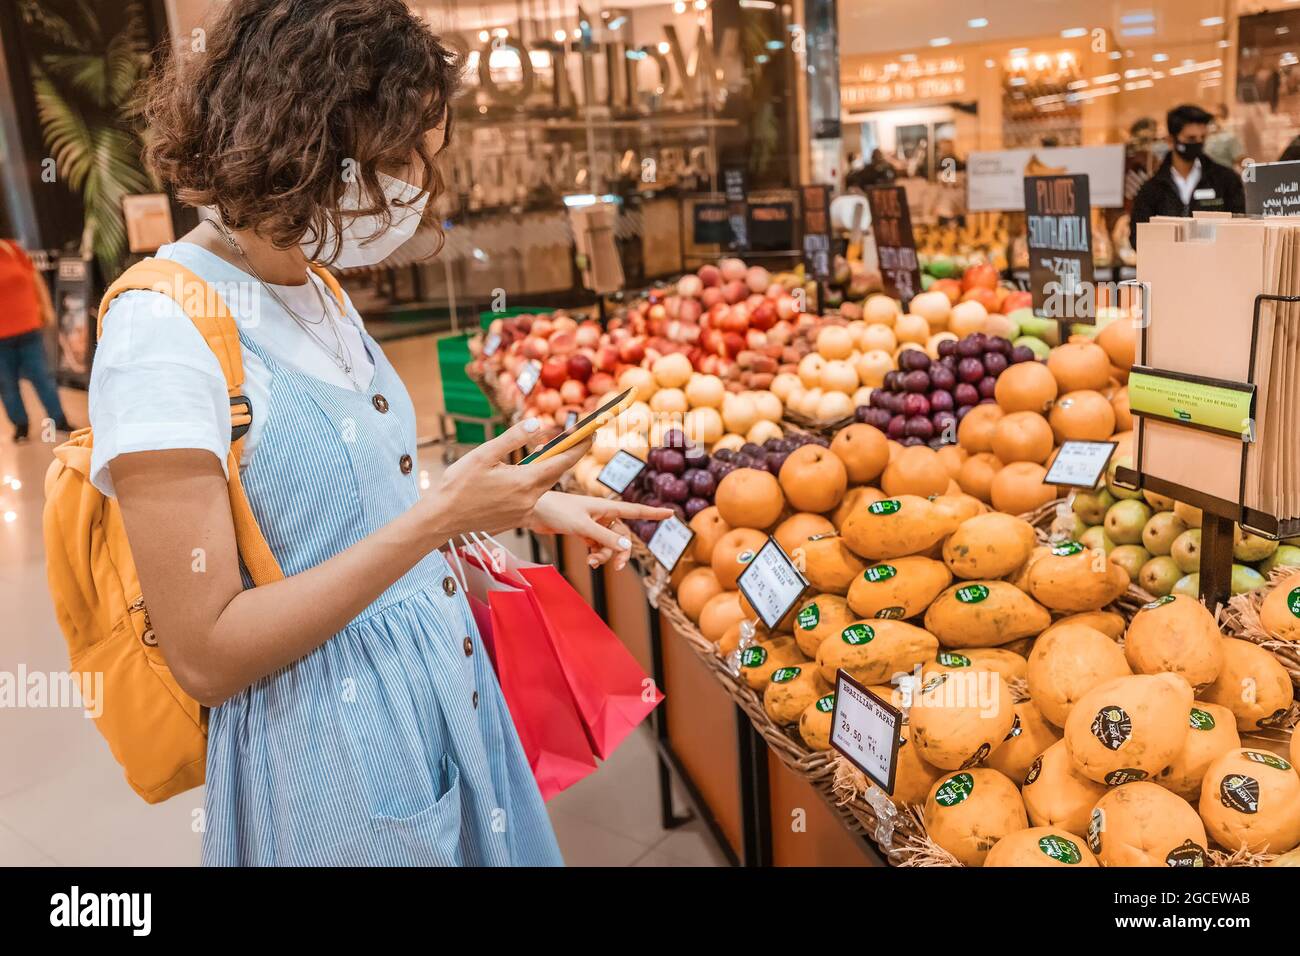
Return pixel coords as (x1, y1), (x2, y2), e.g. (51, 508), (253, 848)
(1073, 488), (1115, 524)
(1110, 544), (1150, 582)
(1232, 527), (1279, 563)
(1172, 572), (1200, 597)
(1259, 545), (1300, 578)
(1080, 525), (1115, 555)
(1104, 499), (1152, 546)
(1141, 511), (1188, 556)
(1171, 529), (1202, 574)
(1138, 556), (1182, 597)
(1231, 564), (1266, 595)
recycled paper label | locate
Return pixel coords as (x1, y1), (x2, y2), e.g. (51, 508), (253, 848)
(1127, 368), (1254, 440)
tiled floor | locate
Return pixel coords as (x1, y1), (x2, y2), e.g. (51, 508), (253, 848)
(0, 365), (728, 867)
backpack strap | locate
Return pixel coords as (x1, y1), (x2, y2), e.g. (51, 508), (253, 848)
(98, 257), (340, 587)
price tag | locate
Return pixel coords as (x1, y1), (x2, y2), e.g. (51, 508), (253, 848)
(647, 514), (695, 572)
(596, 450), (646, 494)
(563, 410), (579, 430)
(516, 360), (541, 396)
(1044, 440), (1117, 489)
(483, 332), (502, 357)
(830, 670), (902, 794)
(736, 537), (808, 631)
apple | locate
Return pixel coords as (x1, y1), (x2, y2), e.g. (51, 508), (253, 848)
(677, 274), (703, 298)
(522, 336), (549, 361)
(531, 316), (554, 338)
(678, 298), (702, 325)
(535, 388), (562, 415)
(719, 257), (748, 282)
(575, 321), (601, 349)
(722, 280), (747, 305)
(618, 337), (646, 364)
(745, 265), (771, 293)
(698, 264), (722, 287)
(540, 357), (568, 389)
(559, 379), (587, 404)
(566, 353), (593, 382)
(961, 263), (999, 293)
(701, 286), (723, 309)
(750, 300), (777, 331)
(775, 294), (798, 321)
(596, 343), (619, 373)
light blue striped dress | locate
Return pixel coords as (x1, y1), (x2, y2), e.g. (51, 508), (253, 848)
(201, 330), (563, 866)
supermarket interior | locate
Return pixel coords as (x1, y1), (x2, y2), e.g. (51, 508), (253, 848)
(2, 0), (1300, 876)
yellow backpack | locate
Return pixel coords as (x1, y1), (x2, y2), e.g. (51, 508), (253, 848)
(43, 257), (345, 803)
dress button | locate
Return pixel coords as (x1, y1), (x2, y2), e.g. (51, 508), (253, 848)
(372, 393), (389, 414)
(442, 576), (457, 597)
(463, 637), (473, 656)
(472, 691), (479, 709)
(399, 453), (413, 475)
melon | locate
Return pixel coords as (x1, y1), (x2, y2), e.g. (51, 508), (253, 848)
(779, 444), (847, 513)
(910, 670), (1017, 770)
(737, 635), (804, 691)
(956, 404), (1004, 454)
(1088, 781), (1210, 867)
(792, 594), (856, 658)
(798, 692), (838, 750)
(991, 461), (1058, 516)
(985, 699), (1062, 782)
(688, 505), (731, 565)
(711, 527), (769, 590)
(881, 446), (950, 499)
(1049, 390), (1116, 443)
(1124, 594), (1224, 689)
(994, 361), (1058, 414)
(942, 512), (1036, 579)
(1201, 638), (1294, 731)
(1027, 623), (1133, 728)
(927, 647), (1028, 685)
(801, 533), (868, 595)
(763, 663), (831, 725)
(1154, 703), (1241, 801)
(991, 411), (1055, 465)
(1064, 673), (1193, 785)
(715, 467), (785, 530)
(698, 590), (748, 643)
(956, 451), (1003, 503)
(1027, 544), (1129, 611)
(923, 768), (1028, 866)
(1047, 341), (1111, 392)
(773, 512), (835, 559)
(1258, 570), (1300, 642)
(840, 494), (949, 560)
(924, 581), (1052, 648)
(846, 556), (952, 620)
(829, 423), (890, 484)
(1023, 739), (1107, 835)
(676, 566), (724, 622)
(1199, 748), (1300, 853)
(984, 827), (1098, 867)
(815, 618), (939, 686)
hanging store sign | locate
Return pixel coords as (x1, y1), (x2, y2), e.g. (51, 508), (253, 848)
(968, 145), (1125, 211)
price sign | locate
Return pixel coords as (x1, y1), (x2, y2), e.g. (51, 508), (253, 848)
(866, 186), (922, 307)
(647, 514), (695, 572)
(801, 184), (833, 281)
(1044, 440), (1118, 489)
(563, 410), (579, 430)
(736, 537), (809, 631)
(483, 332), (502, 357)
(830, 670), (902, 794)
(1245, 159), (1300, 216)
(1024, 173), (1095, 324)
(516, 360), (541, 396)
(723, 166), (749, 250)
(596, 450), (646, 494)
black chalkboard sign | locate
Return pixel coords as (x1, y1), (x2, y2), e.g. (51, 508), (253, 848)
(866, 186), (921, 306)
(801, 184), (833, 281)
(693, 202), (730, 245)
(1245, 160), (1300, 216)
(747, 200), (796, 251)
(1024, 173), (1096, 324)
(723, 167), (749, 250)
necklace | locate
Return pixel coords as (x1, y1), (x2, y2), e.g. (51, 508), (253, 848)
(204, 218), (363, 391)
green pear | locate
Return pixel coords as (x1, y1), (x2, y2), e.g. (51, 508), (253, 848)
(1172, 572), (1200, 597)
(1231, 564), (1266, 595)
(1171, 529), (1202, 574)
(1138, 556), (1182, 597)
(1110, 544), (1150, 582)
(1080, 525), (1115, 555)
(1105, 456), (1144, 501)
(1141, 511), (1187, 556)
(1259, 545), (1300, 578)
(1142, 490), (1176, 512)
(1232, 527), (1279, 563)
(1104, 499), (1152, 545)
(1073, 488), (1115, 525)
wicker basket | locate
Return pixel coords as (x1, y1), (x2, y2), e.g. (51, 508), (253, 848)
(1220, 567), (1300, 690)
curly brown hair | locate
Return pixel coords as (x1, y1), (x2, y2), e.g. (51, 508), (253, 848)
(145, 0), (459, 262)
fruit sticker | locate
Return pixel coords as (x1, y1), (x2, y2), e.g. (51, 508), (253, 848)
(1219, 774), (1260, 814)
(1024, 755), (1043, 787)
(1087, 808), (1104, 853)
(933, 772), (975, 807)
(840, 623), (875, 645)
(1288, 587), (1300, 618)
(874, 606), (906, 620)
(1188, 708), (1216, 731)
(1038, 834), (1083, 865)
(1243, 750), (1292, 772)
(815, 694), (836, 713)
(865, 564), (897, 583)
(797, 604), (820, 630)
(1091, 705), (1133, 751)
(959, 743), (991, 769)
(868, 499), (901, 516)
(1165, 840), (1208, 868)
(955, 584), (990, 604)
(740, 647), (768, 668)
(1051, 541), (1085, 556)
(1142, 595), (1176, 610)
(771, 666), (801, 684)
(1104, 768), (1148, 785)
(937, 651), (972, 668)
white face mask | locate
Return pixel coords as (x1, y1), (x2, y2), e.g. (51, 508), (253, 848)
(302, 171), (428, 268)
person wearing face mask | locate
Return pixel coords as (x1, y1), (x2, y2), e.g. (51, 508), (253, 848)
(86, 0), (666, 866)
(1129, 104), (1245, 251)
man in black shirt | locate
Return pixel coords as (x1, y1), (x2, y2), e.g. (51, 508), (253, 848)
(1129, 104), (1245, 250)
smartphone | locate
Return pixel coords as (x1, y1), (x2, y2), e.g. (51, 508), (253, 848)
(518, 387), (636, 465)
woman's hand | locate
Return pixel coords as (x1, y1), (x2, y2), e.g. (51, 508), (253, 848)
(528, 491), (672, 570)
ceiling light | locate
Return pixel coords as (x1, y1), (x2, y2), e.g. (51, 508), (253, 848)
(1061, 27), (1087, 39)
(1200, 16), (1224, 27)
(1153, 52), (1168, 62)
(968, 18), (988, 28)
(930, 37), (952, 47)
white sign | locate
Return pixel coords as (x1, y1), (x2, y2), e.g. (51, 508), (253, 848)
(647, 514), (695, 572)
(516, 360), (541, 396)
(967, 144), (1125, 211)
(830, 672), (902, 793)
(483, 332), (502, 357)
(1045, 440), (1118, 489)
(736, 538), (808, 631)
(596, 450), (646, 494)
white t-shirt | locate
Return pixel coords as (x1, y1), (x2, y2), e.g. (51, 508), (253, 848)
(89, 241), (376, 497)
(1171, 158), (1202, 206)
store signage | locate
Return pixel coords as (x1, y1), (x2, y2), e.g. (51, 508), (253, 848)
(692, 202), (730, 245)
(747, 200), (795, 252)
(736, 537), (809, 631)
(597, 449), (647, 494)
(841, 56), (966, 109)
(53, 256), (95, 388)
(1025, 173), (1096, 323)
(830, 670), (902, 794)
(1128, 367), (1256, 441)
(483, 332), (502, 357)
(723, 167), (749, 251)
(647, 514), (695, 573)
(801, 184), (833, 281)
(968, 145), (1125, 211)
(1045, 440), (1118, 489)
(1245, 160), (1300, 216)
(866, 186), (922, 306)
(516, 359), (541, 397)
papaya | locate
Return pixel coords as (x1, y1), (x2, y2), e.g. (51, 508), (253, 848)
(1259, 571), (1300, 642)
(1006, 545), (1049, 594)
(832, 485), (883, 531)
(800, 532), (867, 595)
(1154, 702), (1240, 801)
(846, 556), (952, 621)
(1124, 594), (1224, 689)
(930, 493), (984, 535)
(840, 494), (947, 561)
(798, 692), (838, 751)
(923, 768), (1028, 866)
(942, 513), (1037, 579)
(1040, 609), (1126, 641)
(985, 699), (1062, 783)
(737, 635), (804, 692)
(1064, 673), (1193, 785)
(1200, 638), (1294, 731)
(763, 663), (831, 725)
(861, 723), (946, 807)
(985, 826), (1098, 867)
(1088, 781), (1209, 867)
(791, 594), (856, 658)
(1027, 543), (1129, 611)
(909, 670), (1017, 770)
(924, 580), (1052, 648)
(1199, 748), (1300, 854)
(1027, 623), (1132, 728)
(815, 618), (939, 686)
(1022, 739), (1107, 836)
(926, 647), (1028, 685)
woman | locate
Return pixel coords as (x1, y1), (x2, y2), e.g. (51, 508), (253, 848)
(92, 0), (664, 866)
(0, 238), (72, 441)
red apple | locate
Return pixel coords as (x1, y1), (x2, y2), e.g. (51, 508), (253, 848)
(719, 257), (747, 282)
(678, 298), (702, 325)
(677, 274), (704, 298)
(722, 279), (747, 305)
(522, 336), (550, 361)
(961, 286), (999, 312)
(587, 372), (614, 396)
(961, 263), (999, 293)
(701, 286), (724, 309)
(722, 332), (746, 358)
(531, 316), (554, 338)
(540, 357), (568, 389)
(575, 321), (601, 349)
(548, 329), (576, 354)
(566, 353), (593, 382)
(535, 388), (562, 415)
(618, 338), (646, 365)
(595, 343), (619, 373)
(745, 265), (771, 293)
(750, 300), (777, 331)
(559, 379), (587, 404)
(698, 264), (722, 287)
